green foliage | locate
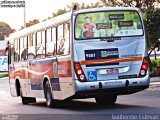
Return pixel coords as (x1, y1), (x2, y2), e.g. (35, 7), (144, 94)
(150, 58), (160, 72)
(52, 8), (68, 18)
(0, 73), (8, 78)
(67, 1), (99, 10)
(0, 21), (13, 40)
(146, 9), (160, 45)
(99, 0), (159, 8)
(26, 19), (40, 27)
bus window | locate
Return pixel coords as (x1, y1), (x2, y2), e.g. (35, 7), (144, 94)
(14, 39), (19, 62)
(37, 31), (45, 59)
(37, 31), (41, 45)
(19, 37), (23, 60)
(57, 25), (64, 55)
(20, 37), (27, 61)
(46, 28), (56, 57)
(57, 24), (70, 55)
(9, 41), (14, 64)
(75, 11), (143, 39)
(63, 23), (70, 55)
(28, 33), (36, 60)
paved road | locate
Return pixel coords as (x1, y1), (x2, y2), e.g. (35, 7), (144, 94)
(0, 77), (160, 120)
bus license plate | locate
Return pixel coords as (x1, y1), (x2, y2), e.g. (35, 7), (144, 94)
(106, 68), (119, 74)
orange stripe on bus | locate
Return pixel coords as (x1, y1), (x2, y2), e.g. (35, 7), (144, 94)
(80, 56), (142, 65)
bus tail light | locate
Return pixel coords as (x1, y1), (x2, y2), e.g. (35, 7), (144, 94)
(138, 57), (149, 78)
(74, 62), (87, 82)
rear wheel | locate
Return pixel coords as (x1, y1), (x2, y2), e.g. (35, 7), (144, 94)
(44, 81), (55, 108)
(20, 87), (36, 104)
(95, 95), (117, 105)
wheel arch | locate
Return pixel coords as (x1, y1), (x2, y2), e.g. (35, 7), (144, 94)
(15, 78), (20, 96)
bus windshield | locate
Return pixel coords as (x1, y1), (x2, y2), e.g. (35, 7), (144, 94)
(75, 11), (143, 40)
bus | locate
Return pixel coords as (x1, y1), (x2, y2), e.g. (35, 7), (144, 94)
(7, 7), (149, 108)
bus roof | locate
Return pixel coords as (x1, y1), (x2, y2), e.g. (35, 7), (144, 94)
(7, 12), (72, 41)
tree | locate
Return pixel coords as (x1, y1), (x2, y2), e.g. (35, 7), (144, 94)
(98, 0), (160, 9)
(0, 21), (14, 40)
(147, 9), (160, 45)
(52, 8), (68, 18)
(67, 1), (100, 10)
(26, 19), (40, 27)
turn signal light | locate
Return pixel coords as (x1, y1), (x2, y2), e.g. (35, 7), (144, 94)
(74, 62), (87, 82)
(138, 57), (148, 78)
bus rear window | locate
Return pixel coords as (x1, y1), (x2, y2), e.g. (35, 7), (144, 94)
(75, 11), (143, 40)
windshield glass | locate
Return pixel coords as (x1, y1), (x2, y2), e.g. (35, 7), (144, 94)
(75, 11), (143, 40)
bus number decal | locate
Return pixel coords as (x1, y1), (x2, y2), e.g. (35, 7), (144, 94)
(85, 48), (119, 60)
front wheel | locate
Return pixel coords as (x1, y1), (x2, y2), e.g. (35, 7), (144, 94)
(95, 95), (117, 105)
(20, 87), (36, 104)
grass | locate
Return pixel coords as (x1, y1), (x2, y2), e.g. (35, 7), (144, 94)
(0, 73), (8, 78)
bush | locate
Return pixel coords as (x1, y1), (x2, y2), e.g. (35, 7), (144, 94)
(150, 58), (160, 77)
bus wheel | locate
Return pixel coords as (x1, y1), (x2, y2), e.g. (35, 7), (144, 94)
(44, 81), (54, 108)
(95, 95), (117, 105)
(20, 87), (36, 104)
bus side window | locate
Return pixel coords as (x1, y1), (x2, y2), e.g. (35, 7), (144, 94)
(14, 39), (20, 62)
(57, 24), (64, 55)
(20, 37), (27, 61)
(63, 23), (70, 55)
(9, 41), (14, 64)
(28, 33), (36, 60)
(46, 27), (56, 57)
(36, 31), (45, 59)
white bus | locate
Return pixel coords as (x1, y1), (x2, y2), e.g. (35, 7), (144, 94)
(7, 7), (149, 107)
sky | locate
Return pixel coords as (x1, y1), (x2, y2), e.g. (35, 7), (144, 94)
(0, 0), (98, 30)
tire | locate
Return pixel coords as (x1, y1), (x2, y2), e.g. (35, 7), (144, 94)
(44, 81), (55, 108)
(95, 95), (117, 105)
(20, 87), (36, 104)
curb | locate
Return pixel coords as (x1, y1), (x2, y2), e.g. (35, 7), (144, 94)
(150, 77), (160, 83)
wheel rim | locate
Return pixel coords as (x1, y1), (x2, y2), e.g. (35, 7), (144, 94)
(45, 83), (53, 106)
(46, 89), (51, 106)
